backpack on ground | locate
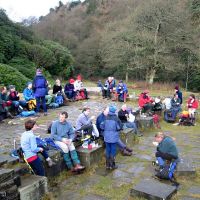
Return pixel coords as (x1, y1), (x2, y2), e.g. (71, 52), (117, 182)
(55, 94), (64, 106)
(27, 99), (36, 111)
(155, 160), (178, 186)
(164, 109), (176, 123)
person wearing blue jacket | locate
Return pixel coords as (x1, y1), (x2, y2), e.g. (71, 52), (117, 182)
(23, 82), (35, 102)
(100, 105), (122, 169)
(116, 80), (128, 102)
(154, 132), (178, 167)
(96, 107), (132, 156)
(51, 111), (85, 172)
(32, 69), (48, 116)
(21, 120), (54, 176)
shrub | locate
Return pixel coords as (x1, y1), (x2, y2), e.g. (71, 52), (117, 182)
(0, 63), (30, 92)
(8, 57), (36, 79)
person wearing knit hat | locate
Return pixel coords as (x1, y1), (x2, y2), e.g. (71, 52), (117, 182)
(96, 107), (133, 156)
(100, 105), (122, 170)
(174, 85), (182, 105)
(64, 78), (76, 101)
(74, 75), (89, 100)
(32, 68), (48, 116)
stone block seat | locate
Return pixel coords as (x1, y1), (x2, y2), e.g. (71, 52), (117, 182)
(136, 115), (154, 130)
(130, 178), (177, 200)
(76, 145), (104, 168)
(18, 175), (48, 200)
(120, 128), (137, 147)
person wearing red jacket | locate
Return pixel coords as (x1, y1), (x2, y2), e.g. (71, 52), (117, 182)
(187, 94), (199, 123)
(138, 90), (153, 113)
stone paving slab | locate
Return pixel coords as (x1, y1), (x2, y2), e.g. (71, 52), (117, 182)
(0, 168), (14, 183)
(130, 178), (177, 200)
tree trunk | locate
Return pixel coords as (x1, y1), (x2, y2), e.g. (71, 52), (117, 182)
(146, 68), (156, 84)
(125, 64), (129, 83)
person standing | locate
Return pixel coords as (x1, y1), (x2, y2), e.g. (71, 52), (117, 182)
(175, 86), (183, 105)
(187, 94), (199, 124)
(100, 105), (122, 169)
(32, 69), (48, 116)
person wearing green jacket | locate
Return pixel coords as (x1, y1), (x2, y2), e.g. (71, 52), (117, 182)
(154, 132), (178, 167)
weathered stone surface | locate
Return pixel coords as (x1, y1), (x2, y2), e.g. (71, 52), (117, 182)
(77, 145), (104, 168)
(86, 87), (102, 96)
(18, 175), (48, 200)
(120, 128), (137, 146)
(0, 168), (14, 183)
(137, 116), (154, 130)
(0, 156), (8, 167)
(176, 158), (196, 177)
(130, 179), (177, 200)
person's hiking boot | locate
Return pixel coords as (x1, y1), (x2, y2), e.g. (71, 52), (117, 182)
(72, 164), (85, 172)
(44, 112), (48, 116)
(137, 133), (143, 137)
(46, 158), (56, 167)
(121, 149), (132, 156)
(106, 158), (111, 169)
(125, 147), (133, 152)
(110, 156), (118, 169)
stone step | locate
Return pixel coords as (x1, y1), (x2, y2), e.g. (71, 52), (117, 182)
(176, 158), (196, 177)
(137, 116), (154, 130)
(130, 178), (177, 200)
(0, 168), (15, 183)
(18, 175), (48, 200)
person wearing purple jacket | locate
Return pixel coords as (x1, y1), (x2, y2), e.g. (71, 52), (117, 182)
(64, 78), (76, 101)
(32, 69), (48, 116)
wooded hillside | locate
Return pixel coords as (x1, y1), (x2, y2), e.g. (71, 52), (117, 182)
(0, 9), (73, 91)
(31, 0), (200, 91)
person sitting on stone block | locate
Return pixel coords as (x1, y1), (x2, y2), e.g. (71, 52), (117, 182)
(118, 104), (142, 137)
(21, 119), (54, 176)
(153, 132), (179, 168)
(96, 107), (133, 156)
(76, 107), (96, 136)
(51, 111), (85, 172)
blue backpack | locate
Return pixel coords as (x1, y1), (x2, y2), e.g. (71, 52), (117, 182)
(55, 95), (64, 105)
(155, 160), (177, 180)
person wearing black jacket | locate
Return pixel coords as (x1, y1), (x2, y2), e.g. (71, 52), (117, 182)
(118, 104), (142, 136)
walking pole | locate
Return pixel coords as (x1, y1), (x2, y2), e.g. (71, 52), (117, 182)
(23, 153), (35, 175)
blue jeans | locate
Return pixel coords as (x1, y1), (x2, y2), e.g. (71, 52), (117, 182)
(36, 96), (47, 113)
(65, 91), (76, 99)
(105, 142), (117, 158)
(171, 107), (181, 119)
(12, 100), (27, 108)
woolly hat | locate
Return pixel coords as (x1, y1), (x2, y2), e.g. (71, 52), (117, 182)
(109, 105), (117, 113)
(119, 80), (123, 83)
(36, 68), (42, 75)
(69, 78), (75, 84)
(127, 107), (132, 113)
(175, 85), (179, 90)
(27, 82), (32, 87)
(77, 74), (82, 81)
(9, 85), (15, 90)
(143, 89), (149, 94)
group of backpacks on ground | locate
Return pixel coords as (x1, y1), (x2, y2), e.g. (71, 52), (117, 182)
(0, 69), (89, 121)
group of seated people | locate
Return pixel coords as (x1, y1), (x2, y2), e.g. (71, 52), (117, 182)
(20, 102), (146, 176)
(138, 86), (199, 125)
(97, 77), (128, 102)
(0, 70), (89, 121)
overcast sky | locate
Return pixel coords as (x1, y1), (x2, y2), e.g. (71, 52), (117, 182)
(0, 0), (78, 22)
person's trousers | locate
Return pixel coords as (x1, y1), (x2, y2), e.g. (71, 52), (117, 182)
(105, 142), (117, 158)
(36, 96), (47, 113)
(29, 157), (45, 176)
(117, 139), (126, 150)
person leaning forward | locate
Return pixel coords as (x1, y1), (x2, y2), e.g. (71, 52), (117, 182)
(51, 111), (85, 172)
